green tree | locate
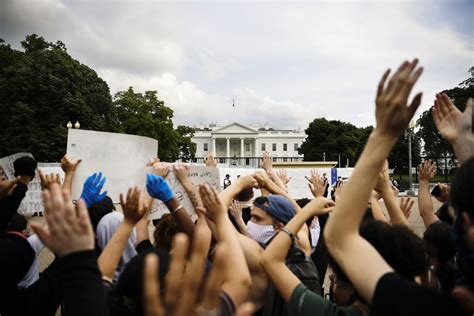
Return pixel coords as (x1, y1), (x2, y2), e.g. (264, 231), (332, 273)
(176, 125), (196, 160)
(113, 87), (195, 161)
(0, 34), (117, 161)
(299, 118), (369, 166)
(416, 67), (474, 158)
(388, 133), (421, 175)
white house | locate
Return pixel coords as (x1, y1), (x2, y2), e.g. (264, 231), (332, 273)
(191, 122), (306, 168)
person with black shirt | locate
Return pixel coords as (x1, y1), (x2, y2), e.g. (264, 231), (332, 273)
(29, 183), (109, 316)
(325, 60), (473, 316)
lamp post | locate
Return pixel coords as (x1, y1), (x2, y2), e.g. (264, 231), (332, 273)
(66, 121), (80, 129)
(407, 120), (416, 196)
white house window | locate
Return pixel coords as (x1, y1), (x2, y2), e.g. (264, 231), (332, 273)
(294, 143), (298, 151)
(203, 143), (208, 151)
(272, 143), (276, 151)
(283, 143), (287, 151)
(261, 143), (266, 151)
(245, 143), (250, 151)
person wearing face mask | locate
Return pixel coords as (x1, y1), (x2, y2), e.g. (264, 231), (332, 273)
(246, 194), (322, 316)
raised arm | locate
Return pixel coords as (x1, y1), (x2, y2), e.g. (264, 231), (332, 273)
(146, 173), (195, 239)
(261, 152), (287, 192)
(417, 160), (439, 227)
(97, 187), (147, 281)
(432, 95), (474, 164)
(324, 59), (423, 302)
(29, 184), (107, 316)
(260, 198), (334, 301)
(219, 175), (258, 208)
(375, 161), (409, 227)
(61, 154), (82, 192)
(199, 184), (252, 307)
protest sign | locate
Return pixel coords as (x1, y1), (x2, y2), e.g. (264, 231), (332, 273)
(0, 153), (65, 215)
(148, 165), (220, 221)
(66, 129), (158, 202)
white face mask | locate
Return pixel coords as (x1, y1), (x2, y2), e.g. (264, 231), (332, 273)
(247, 221), (275, 245)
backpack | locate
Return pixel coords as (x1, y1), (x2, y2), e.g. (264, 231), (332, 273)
(261, 244), (322, 316)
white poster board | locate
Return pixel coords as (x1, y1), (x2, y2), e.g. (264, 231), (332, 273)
(66, 129), (158, 202)
(148, 165), (220, 221)
(18, 163), (64, 215)
(0, 153), (65, 215)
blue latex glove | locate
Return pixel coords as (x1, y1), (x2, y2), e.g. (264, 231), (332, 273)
(146, 173), (174, 203)
(80, 172), (107, 208)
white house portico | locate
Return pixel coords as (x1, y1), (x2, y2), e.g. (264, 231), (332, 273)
(191, 122), (306, 168)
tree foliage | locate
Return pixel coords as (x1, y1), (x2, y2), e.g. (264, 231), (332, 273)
(0, 35), (196, 162)
(299, 118), (371, 166)
(416, 68), (473, 158)
(113, 87), (196, 161)
(0, 34), (117, 161)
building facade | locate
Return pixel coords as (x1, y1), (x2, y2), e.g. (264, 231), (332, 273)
(191, 122), (306, 168)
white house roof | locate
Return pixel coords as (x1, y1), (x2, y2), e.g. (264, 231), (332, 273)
(210, 122), (259, 134)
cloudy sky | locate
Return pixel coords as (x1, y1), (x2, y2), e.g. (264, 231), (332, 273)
(1, 0), (472, 130)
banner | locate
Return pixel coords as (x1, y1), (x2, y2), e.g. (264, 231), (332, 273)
(0, 153), (65, 215)
(148, 165), (220, 221)
(66, 129), (158, 202)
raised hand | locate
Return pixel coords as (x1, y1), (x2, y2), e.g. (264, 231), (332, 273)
(80, 172), (107, 208)
(374, 160), (391, 194)
(151, 161), (169, 178)
(261, 151), (273, 172)
(38, 169), (61, 190)
(253, 171), (271, 189)
(199, 184), (227, 223)
(436, 183), (450, 203)
(60, 154), (82, 173)
(30, 184), (94, 256)
(276, 169), (291, 185)
(173, 163), (190, 184)
(146, 174), (174, 203)
(0, 177), (20, 199)
(120, 186), (148, 224)
(204, 152), (218, 167)
(375, 59), (423, 139)
(419, 160), (436, 183)
(302, 197), (335, 217)
(235, 174), (258, 190)
(400, 197), (414, 219)
(305, 169), (325, 198)
(432, 94), (472, 143)
(230, 199), (243, 220)
(143, 228), (217, 316)
(335, 181), (345, 201)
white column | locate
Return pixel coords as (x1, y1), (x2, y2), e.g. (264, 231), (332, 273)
(240, 138), (244, 157)
(212, 137), (216, 154)
(254, 138), (258, 167)
(226, 137), (230, 158)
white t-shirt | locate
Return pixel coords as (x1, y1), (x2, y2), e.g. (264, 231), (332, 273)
(309, 217), (321, 254)
(18, 234), (44, 288)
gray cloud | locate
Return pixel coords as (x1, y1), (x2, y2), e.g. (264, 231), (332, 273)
(1, 0), (472, 130)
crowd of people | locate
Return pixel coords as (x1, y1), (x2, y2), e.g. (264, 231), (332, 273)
(0, 58), (473, 316)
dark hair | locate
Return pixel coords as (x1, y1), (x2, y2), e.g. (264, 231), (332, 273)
(88, 196), (115, 232)
(253, 196), (268, 206)
(423, 221), (456, 263)
(360, 220), (427, 280)
(436, 203), (454, 225)
(153, 214), (179, 251)
(225, 174), (230, 178)
(236, 188), (254, 202)
(7, 213), (27, 232)
(450, 157), (474, 218)
(450, 157), (474, 290)
(111, 248), (170, 315)
(296, 198), (313, 226)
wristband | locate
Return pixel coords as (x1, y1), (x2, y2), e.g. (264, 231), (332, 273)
(281, 227), (299, 243)
(172, 204), (183, 216)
